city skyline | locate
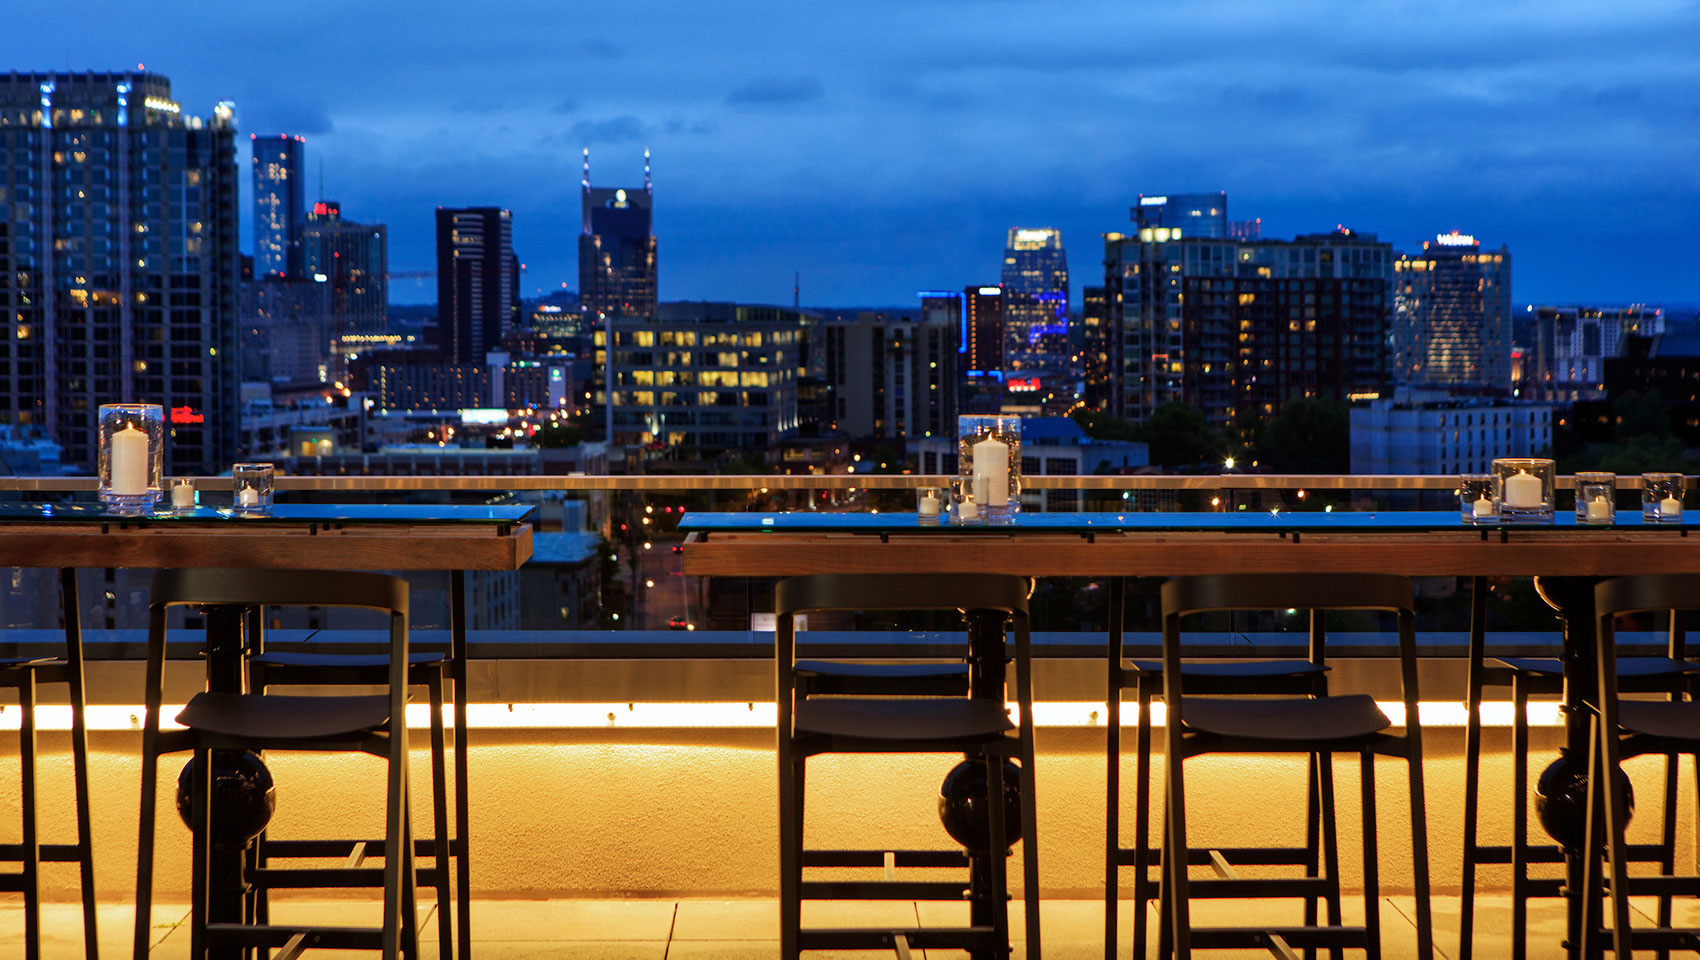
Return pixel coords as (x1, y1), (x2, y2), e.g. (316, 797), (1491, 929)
(6, 0), (1697, 309)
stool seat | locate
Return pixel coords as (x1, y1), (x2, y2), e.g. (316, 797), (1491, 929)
(1180, 694), (1391, 742)
(1618, 700), (1700, 743)
(1491, 656), (1700, 678)
(795, 698), (1012, 741)
(251, 651), (445, 669)
(795, 660), (968, 679)
(176, 692), (393, 741)
(1128, 658), (1328, 677)
(0, 656), (56, 669)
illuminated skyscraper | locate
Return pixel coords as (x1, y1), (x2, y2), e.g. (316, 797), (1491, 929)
(1132, 192), (1228, 239)
(0, 70), (241, 473)
(999, 227), (1069, 369)
(303, 200), (388, 340)
(1103, 227), (1393, 427)
(436, 206), (519, 364)
(579, 148), (657, 320)
(1393, 232), (1513, 394)
(251, 133), (305, 279)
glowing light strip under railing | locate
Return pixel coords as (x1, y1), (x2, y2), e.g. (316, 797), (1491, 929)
(0, 700), (1565, 732)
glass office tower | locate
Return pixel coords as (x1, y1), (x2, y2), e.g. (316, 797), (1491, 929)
(1394, 232), (1513, 394)
(579, 148), (657, 321)
(1000, 227), (1068, 370)
(251, 134), (305, 280)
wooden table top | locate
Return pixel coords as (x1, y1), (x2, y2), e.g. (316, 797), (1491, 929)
(0, 516), (534, 571)
(682, 526), (1700, 579)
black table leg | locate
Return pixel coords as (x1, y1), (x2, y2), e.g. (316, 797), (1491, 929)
(200, 602), (254, 960)
(1532, 576), (1605, 960)
(965, 608), (1011, 960)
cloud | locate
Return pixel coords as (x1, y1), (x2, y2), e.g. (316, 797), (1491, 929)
(582, 39), (623, 59)
(250, 102), (334, 136)
(726, 75), (824, 106)
(551, 97), (579, 115)
(570, 115), (648, 144)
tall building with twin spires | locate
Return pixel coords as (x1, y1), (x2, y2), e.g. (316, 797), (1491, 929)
(0, 70), (241, 473)
(578, 148), (656, 320)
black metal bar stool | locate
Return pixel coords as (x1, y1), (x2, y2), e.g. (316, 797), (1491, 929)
(1, 569), (99, 960)
(775, 573), (1040, 959)
(245, 632), (457, 960)
(1582, 574), (1700, 956)
(1460, 575), (1697, 960)
(1157, 573), (1434, 960)
(1104, 576), (1337, 960)
(133, 568), (421, 960)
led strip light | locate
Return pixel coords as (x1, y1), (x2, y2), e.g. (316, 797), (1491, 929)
(0, 700), (1563, 732)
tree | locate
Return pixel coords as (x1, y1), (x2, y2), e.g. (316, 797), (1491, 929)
(1072, 409), (1143, 443)
(1141, 402), (1227, 468)
(1257, 397), (1349, 474)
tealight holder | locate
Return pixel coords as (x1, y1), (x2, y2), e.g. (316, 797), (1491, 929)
(232, 463), (275, 515)
(916, 485), (943, 524)
(1458, 475), (1498, 524)
(97, 403), (164, 515)
(1643, 473), (1685, 523)
(167, 478), (198, 514)
(1574, 472), (1617, 525)
(1492, 457), (1555, 524)
(948, 475), (982, 525)
(957, 414), (1021, 524)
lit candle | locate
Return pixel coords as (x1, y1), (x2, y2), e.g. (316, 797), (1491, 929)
(1661, 496), (1683, 519)
(917, 493), (940, 517)
(171, 482), (195, 509)
(1472, 497), (1494, 518)
(1503, 471), (1543, 509)
(109, 423), (150, 496)
(239, 486), (259, 508)
(957, 498), (978, 521)
(1586, 497), (1612, 522)
(972, 436), (1009, 507)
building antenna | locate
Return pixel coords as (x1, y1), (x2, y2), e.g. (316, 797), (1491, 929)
(581, 147), (590, 190)
(643, 145), (651, 191)
(317, 158), (324, 204)
(793, 271), (800, 311)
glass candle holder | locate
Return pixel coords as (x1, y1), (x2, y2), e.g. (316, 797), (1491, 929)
(915, 485), (943, 524)
(957, 414), (1021, 524)
(98, 403), (164, 515)
(232, 463), (275, 514)
(1492, 457), (1555, 523)
(946, 475), (978, 524)
(1574, 472), (1617, 524)
(1458, 475), (1498, 523)
(168, 478), (198, 513)
(1643, 473), (1686, 523)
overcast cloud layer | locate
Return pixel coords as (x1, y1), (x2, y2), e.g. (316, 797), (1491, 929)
(10, 0), (1698, 307)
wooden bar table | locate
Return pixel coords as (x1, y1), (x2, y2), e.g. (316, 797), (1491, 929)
(682, 509), (1700, 960)
(0, 502), (533, 960)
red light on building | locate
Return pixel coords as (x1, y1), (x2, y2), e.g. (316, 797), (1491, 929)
(170, 406), (204, 424)
(1008, 378), (1041, 392)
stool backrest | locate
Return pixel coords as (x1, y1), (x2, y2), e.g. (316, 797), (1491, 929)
(1595, 574), (1699, 660)
(1161, 572), (1415, 667)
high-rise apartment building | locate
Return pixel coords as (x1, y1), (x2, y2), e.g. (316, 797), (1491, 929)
(1393, 232), (1513, 395)
(1132, 192), (1228, 239)
(251, 134), (304, 279)
(1523, 305), (1663, 403)
(1000, 228), (1069, 369)
(0, 71), (240, 473)
(303, 200), (388, 340)
(436, 206), (518, 364)
(821, 308), (958, 439)
(579, 149), (657, 320)
(962, 286), (1004, 377)
(1080, 284), (1110, 409)
(1104, 226), (1392, 427)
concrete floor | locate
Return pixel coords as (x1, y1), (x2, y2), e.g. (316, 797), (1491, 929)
(1, 893), (1686, 959)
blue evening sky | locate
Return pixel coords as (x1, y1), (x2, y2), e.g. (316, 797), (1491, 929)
(11, 0), (1698, 307)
